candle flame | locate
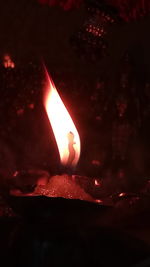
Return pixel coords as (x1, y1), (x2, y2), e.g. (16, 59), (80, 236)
(44, 69), (80, 167)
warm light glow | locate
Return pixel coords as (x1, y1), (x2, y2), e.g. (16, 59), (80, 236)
(44, 69), (80, 167)
(94, 179), (101, 186)
(96, 199), (102, 204)
(3, 54), (15, 68)
(119, 192), (126, 197)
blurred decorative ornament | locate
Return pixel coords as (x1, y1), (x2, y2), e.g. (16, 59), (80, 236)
(3, 54), (15, 69)
(70, 0), (119, 61)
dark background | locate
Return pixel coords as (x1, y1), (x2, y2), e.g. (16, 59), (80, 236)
(0, 0), (150, 78)
(0, 0), (150, 181)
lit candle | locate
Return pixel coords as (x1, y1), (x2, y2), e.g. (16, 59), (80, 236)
(43, 67), (81, 169)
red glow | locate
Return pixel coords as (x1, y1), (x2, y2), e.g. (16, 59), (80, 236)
(92, 160), (101, 166)
(119, 192), (126, 197)
(28, 103), (34, 109)
(17, 109), (24, 116)
(94, 179), (101, 186)
(13, 171), (19, 177)
(34, 175), (94, 202)
(96, 199), (102, 203)
(3, 54), (15, 68)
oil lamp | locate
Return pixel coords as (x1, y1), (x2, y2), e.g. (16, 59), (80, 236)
(9, 66), (96, 204)
(35, 66), (95, 202)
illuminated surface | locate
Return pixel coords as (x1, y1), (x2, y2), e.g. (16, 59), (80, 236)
(34, 174), (94, 202)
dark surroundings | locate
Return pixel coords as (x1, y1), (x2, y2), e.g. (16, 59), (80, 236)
(0, 0), (150, 266)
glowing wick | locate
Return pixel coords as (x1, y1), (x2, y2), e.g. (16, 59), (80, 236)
(67, 131), (76, 166)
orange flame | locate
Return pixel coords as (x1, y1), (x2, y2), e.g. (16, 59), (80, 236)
(44, 69), (80, 167)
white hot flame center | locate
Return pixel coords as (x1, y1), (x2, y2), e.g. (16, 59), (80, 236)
(44, 70), (80, 167)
